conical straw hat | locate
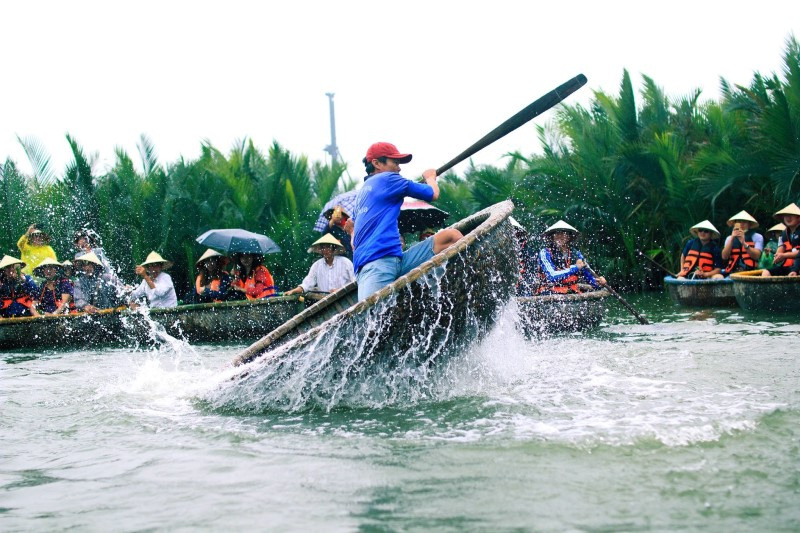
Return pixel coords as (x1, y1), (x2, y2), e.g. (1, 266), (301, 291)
(74, 251), (104, 268)
(767, 222), (786, 234)
(140, 251), (173, 269)
(0, 254), (26, 270)
(542, 220), (579, 235)
(689, 220), (720, 238)
(195, 248), (227, 266)
(774, 202), (800, 219)
(307, 233), (346, 255)
(33, 258), (63, 275)
(726, 210), (759, 228)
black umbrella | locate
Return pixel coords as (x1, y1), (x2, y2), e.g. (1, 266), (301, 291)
(196, 229), (281, 255)
(398, 198), (449, 234)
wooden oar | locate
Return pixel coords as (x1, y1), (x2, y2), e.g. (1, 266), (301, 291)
(435, 74), (587, 176)
(587, 267), (649, 325)
(637, 250), (677, 278)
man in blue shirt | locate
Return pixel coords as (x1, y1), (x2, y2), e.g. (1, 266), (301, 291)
(351, 142), (462, 300)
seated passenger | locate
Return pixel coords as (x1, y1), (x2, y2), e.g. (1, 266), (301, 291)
(61, 260), (76, 281)
(17, 224), (57, 276)
(33, 258), (74, 315)
(509, 217), (538, 297)
(721, 210), (763, 275)
(536, 220), (606, 295)
(129, 252), (178, 308)
(418, 227), (436, 241)
(284, 234), (355, 296)
(762, 203), (800, 277)
(73, 251), (120, 314)
(758, 223), (785, 270)
(230, 253), (277, 300)
(677, 220), (724, 279)
(194, 249), (232, 303)
(326, 205), (354, 259)
(0, 255), (40, 318)
(74, 228), (123, 292)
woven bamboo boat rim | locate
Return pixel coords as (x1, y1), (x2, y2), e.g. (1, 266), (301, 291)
(518, 288), (610, 304)
(730, 269), (800, 284)
(663, 276), (732, 285)
(0, 295), (302, 325)
(233, 200), (515, 367)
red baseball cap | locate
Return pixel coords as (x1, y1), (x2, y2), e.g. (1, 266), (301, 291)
(365, 142), (412, 164)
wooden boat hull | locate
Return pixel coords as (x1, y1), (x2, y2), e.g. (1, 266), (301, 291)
(517, 289), (610, 335)
(664, 276), (737, 307)
(230, 201), (518, 394)
(731, 269), (800, 312)
(0, 297), (305, 351)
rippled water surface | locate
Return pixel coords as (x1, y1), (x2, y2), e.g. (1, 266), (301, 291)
(3, 293), (799, 531)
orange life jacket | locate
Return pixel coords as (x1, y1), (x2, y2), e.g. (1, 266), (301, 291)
(680, 239), (718, 276)
(725, 230), (758, 273)
(536, 248), (580, 294)
(1, 286), (34, 311)
(196, 276), (225, 302)
(38, 282), (76, 313)
(779, 227), (800, 267)
(233, 265), (276, 300)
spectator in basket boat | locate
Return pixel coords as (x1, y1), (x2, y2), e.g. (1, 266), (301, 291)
(677, 220), (724, 279)
(721, 210), (763, 275)
(349, 142), (463, 301)
(535, 220), (606, 295)
(284, 234), (355, 296)
(61, 260), (76, 281)
(758, 223), (785, 270)
(17, 224), (57, 276)
(325, 205), (354, 259)
(194, 249), (232, 303)
(73, 251), (120, 314)
(762, 203), (800, 277)
(0, 255), (40, 318)
(73, 228), (122, 290)
(129, 252), (178, 308)
(509, 217), (538, 297)
(418, 227), (436, 241)
(230, 253), (277, 299)
(33, 258), (74, 315)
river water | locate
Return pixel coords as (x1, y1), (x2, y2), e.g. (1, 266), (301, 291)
(2, 292), (799, 531)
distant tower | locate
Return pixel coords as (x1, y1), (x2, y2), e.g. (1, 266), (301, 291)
(324, 92), (340, 163)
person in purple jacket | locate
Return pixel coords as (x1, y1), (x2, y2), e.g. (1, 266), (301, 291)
(350, 142), (462, 300)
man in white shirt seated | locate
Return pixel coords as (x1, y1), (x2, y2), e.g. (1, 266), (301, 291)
(128, 251), (178, 308)
(284, 234), (355, 295)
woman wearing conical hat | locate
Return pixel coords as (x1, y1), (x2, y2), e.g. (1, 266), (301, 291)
(194, 249), (232, 303)
(33, 258), (74, 315)
(535, 220), (606, 295)
(73, 251), (119, 313)
(677, 220), (724, 279)
(17, 224), (57, 276)
(762, 203), (800, 277)
(721, 210), (763, 275)
(73, 228), (122, 289)
(284, 234), (355, 296)
(129, 251), (178, 308)
(0, 255), (40, 318)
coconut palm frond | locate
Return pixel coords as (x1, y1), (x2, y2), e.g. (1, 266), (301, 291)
(137, 134), (160, 176)
(17, 135), (57, 186)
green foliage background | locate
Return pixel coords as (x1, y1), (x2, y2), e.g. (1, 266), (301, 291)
(3, 37), (799, 294)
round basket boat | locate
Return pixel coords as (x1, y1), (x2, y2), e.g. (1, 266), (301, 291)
(730, 269), (800, 312)
(516, 288), (609, 336)
(663, 276), (737, 307)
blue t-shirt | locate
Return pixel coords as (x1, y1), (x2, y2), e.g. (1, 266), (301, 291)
(352, 172), (434, 273)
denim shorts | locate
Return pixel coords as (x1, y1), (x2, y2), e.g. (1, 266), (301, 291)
(357, 238), (435, 301)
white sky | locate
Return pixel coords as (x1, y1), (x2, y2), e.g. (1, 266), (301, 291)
(2, 1), (799, 182)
